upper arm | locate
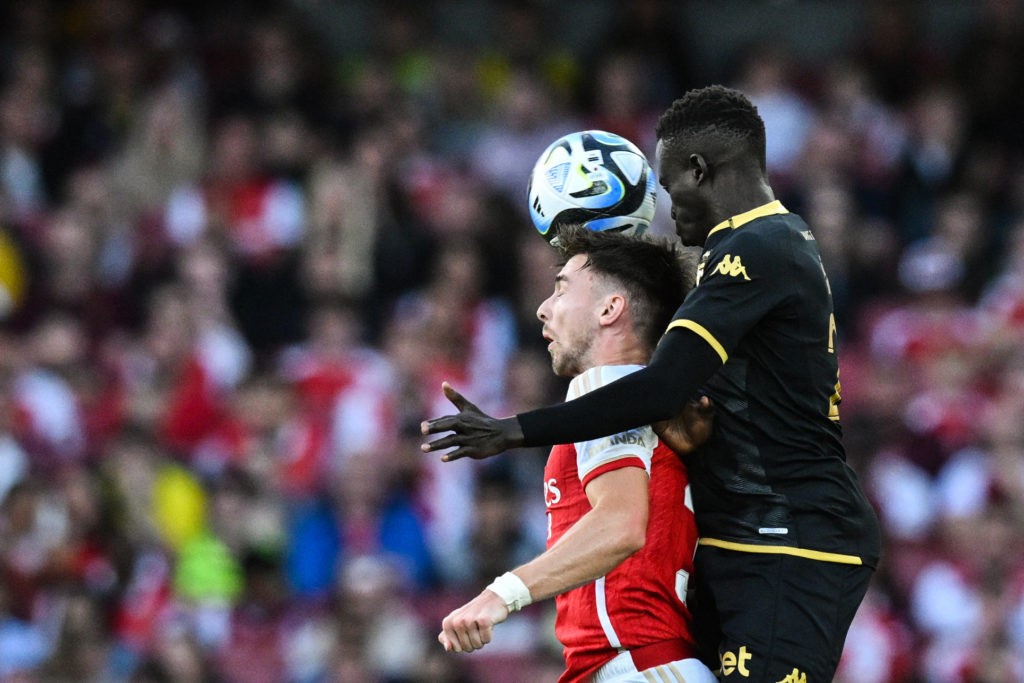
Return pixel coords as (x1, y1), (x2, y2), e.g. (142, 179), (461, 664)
(584, 465), (649, 530)
(578, 424), (652, 531)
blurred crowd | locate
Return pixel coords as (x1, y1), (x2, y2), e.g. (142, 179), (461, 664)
(1, 0), (1024, 681)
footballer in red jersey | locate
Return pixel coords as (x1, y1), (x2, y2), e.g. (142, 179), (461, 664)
(437, 226), (715, 683)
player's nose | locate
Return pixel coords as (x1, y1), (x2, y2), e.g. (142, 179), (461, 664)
(537, 297), (550, 321)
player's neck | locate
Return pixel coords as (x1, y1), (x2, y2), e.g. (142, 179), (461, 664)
(713, 176), (775, 224)
(584, 336), (650, 371)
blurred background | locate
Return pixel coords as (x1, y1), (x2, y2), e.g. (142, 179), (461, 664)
(0, 0), (1023, 681)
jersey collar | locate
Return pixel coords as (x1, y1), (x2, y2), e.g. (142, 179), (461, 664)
(707, 200), (788, 239)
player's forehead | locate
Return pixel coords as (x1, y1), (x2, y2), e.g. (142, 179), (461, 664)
(655, 138), (687, 181)
(555, 254), (591, 282)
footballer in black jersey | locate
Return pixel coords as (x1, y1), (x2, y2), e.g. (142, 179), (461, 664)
(675, 202), (879, 568)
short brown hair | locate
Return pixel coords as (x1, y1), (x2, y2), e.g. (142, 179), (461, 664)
(552, 224), (696, 350)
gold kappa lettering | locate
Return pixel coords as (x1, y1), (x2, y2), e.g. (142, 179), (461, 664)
(713, 254), (751, 280)
(720, 645), (752, 677)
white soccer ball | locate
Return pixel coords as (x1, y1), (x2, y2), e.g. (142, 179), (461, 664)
(527, 130), (658, 245)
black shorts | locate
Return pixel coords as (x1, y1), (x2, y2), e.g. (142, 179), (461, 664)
(691, 545), (874, 682)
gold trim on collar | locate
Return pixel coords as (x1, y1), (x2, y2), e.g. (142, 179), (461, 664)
(707, 200), (788, 238)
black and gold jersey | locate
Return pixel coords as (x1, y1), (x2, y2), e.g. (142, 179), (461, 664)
(670, 201), (880, 567)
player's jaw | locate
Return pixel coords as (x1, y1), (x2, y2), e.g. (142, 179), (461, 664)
(542, 327), (589, 378)
(671, 202), (715, 247)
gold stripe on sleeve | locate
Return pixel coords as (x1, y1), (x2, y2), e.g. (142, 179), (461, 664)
(665, 320), (728, 363)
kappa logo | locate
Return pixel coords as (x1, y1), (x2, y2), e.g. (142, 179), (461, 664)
(713, 254), (751, 280)
(775, 669), (807, 683)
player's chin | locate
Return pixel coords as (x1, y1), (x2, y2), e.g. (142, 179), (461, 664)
(551, 355), (574, 378)
(675, 222), (701, 247)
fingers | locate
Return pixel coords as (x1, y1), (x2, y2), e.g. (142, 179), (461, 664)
(443, 381), (482, 415)
(684, 396), (712, 411)
(440, 448), (471, 463)
(421, 383), (490, 461)
(679, 397), (714, 424)
(421, 433), (460, 453)
(442, 381), (465, 409)
(419, 434), (473, 461)
(421, 415), (458, 436)
(419, 384), (480, 436)
(440, 613), (492, 653)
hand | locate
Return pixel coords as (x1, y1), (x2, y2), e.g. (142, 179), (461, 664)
(421, 382), (524, 461)
(653, 396), (714, 454)
(438, 589), (509, 653)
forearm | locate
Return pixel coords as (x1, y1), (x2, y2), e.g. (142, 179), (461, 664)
(437, 469), (648, 653)
(512, 506), (644, 603)
(518, 329), (723, 447)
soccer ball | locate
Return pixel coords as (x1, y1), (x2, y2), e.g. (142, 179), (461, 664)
(527, 130), (657, 245)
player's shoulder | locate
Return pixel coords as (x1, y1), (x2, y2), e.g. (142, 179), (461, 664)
(726, 211), (809, 249)
(708, 213), (816, 280)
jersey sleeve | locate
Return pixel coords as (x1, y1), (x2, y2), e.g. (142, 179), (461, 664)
(575, 426), (655, 489)
(667, 226), (790, 363)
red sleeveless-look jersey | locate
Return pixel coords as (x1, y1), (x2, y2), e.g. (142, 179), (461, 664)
(543, 365), (700, 683)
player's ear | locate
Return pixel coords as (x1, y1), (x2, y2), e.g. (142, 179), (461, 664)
(690, 154), (709, 185)
(598, 293), (626, 326)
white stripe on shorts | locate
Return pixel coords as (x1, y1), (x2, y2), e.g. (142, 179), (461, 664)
(589, 651), (717, 683)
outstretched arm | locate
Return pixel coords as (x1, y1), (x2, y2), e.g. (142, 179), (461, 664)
(422, 328), (723, 460)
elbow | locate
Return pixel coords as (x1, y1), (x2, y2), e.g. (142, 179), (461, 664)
(613, 512), (648, 557)
(623, 530), (646, 556)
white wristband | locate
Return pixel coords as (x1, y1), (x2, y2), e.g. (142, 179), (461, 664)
(486, 571), (533, 613)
